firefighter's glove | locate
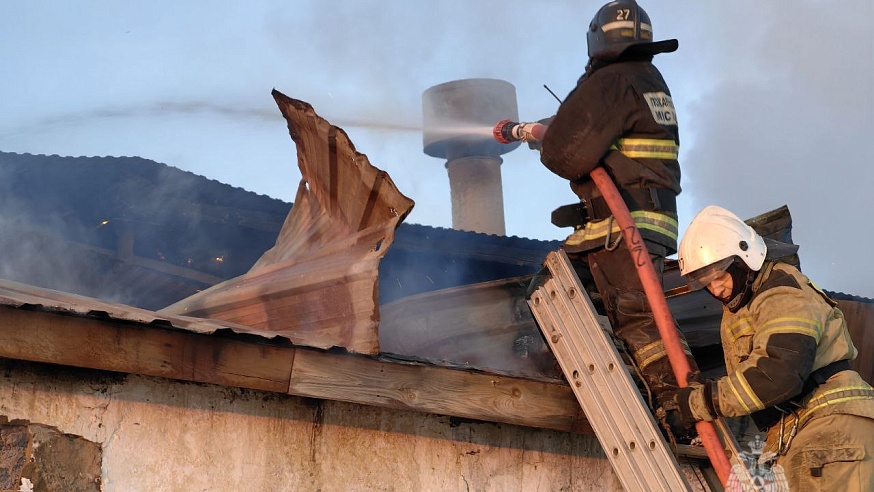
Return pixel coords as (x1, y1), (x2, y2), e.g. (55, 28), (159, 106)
(663, 408), (692, 439)
(676, 380), (719, 428)
(655, 390), (690, 439)
(526, 116), (554, 151)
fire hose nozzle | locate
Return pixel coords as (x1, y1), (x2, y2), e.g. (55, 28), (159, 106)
(492, 119), (547, 144)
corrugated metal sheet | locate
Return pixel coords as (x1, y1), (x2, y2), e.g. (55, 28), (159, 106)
(160, 91), (415, 355)
(0, 277), (277, 339)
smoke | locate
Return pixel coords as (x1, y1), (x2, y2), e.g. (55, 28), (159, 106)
(673, 1), (874, 296)
(1, 102), (422, 139)
(0, 156), (131, 303)
(1, 0), (871, 298)
(0, 151), (293, 309)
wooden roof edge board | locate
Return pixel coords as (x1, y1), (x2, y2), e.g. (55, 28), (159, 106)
(0, 304), (592, 436)
(0, 307), (295, 393)
(375, 351), (561, 384)
(289, 348), (592, 435)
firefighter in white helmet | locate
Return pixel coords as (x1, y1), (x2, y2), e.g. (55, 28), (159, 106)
(676, 205), (874, 490)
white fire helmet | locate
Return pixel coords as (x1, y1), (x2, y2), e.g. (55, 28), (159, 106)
(678, 205), (767, 291)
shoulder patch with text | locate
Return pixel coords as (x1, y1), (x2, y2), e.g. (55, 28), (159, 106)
(643, 92), (678, 126)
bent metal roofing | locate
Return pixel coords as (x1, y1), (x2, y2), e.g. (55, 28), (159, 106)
(0, 90), (871, 437)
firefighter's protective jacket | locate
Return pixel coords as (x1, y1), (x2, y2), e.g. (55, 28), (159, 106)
(540, 54), (681, 254)
(688, 261), (874, 453)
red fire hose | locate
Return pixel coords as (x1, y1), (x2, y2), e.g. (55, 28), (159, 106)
(492, 119), (734, 485)
(589, 167), (733, 485)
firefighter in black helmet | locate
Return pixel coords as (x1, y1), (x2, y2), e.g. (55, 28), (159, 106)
(585, 0), (678, 61)
(534, 0), (697, 439)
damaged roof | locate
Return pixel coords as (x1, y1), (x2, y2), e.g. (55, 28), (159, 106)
(1, 89), (872, 436)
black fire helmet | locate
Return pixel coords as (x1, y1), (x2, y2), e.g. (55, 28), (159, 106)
(586, 1), (678, 61)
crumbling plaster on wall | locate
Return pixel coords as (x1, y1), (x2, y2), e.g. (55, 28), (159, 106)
(0, 422), (102, 492)
(0, 361), (623, 491)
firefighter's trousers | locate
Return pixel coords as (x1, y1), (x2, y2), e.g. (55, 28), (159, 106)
(777, 413), (874, 491)
(575, 244), (699, 410)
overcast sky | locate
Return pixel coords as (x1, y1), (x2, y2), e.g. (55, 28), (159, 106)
(2, 1), (872, 298)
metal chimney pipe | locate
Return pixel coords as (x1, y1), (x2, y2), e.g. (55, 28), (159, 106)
(422, 79), (521, 236)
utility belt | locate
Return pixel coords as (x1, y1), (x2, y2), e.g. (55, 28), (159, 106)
(586, 188), (677, 221)
(551, 188), (676, 228)
(751, 359), (852, 432)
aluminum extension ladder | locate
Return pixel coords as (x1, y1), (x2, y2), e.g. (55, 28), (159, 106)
(528, 250), (707, 491)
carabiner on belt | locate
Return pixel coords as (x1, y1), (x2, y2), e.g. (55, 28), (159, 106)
(777, 410), (800, 456)
(603, 216), (622, 251)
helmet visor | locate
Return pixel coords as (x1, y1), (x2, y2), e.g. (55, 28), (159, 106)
(684, 257), (734, 291)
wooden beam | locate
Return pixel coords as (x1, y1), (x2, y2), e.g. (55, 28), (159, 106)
(0, 307), (590, 435)
(0, 308), (292, 393)
(289, 349), (590, 434)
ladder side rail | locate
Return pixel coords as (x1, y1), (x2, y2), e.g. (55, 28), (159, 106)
(529, 251), (692, 492)
(544, 250), (686, 488)
(530, 284), (675, 491)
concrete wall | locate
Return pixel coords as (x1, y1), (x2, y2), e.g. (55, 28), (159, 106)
(0, 360), (626, 492)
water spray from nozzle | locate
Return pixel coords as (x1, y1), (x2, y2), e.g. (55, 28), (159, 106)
(492, 119), (548, 144)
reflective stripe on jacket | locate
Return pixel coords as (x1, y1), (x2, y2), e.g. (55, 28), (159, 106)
(563, 210), (678, 254)
(610, 137), (679, 160)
